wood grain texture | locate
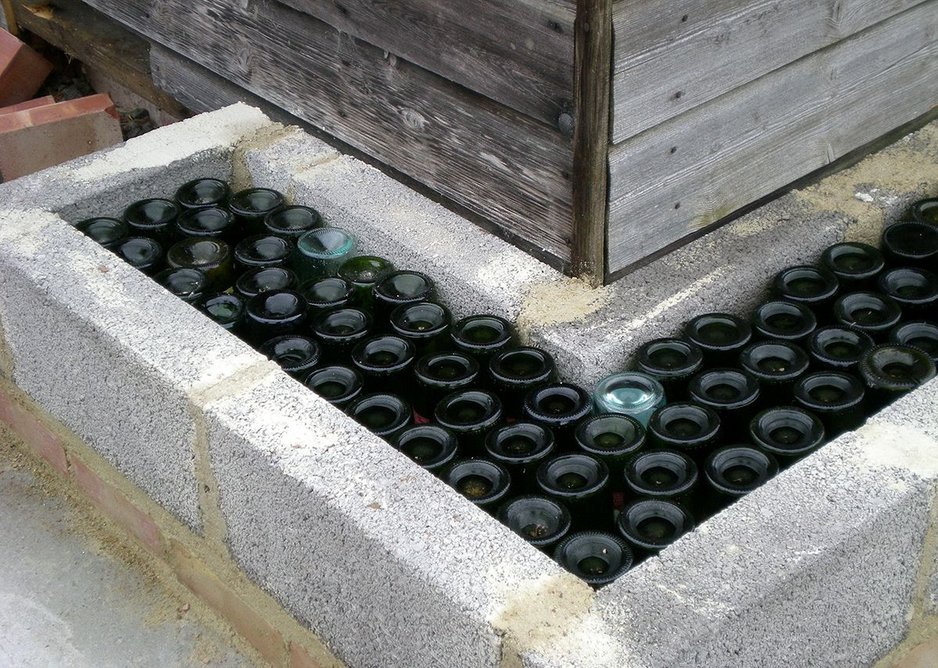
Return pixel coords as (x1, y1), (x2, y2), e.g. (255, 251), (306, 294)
(611, 0), (930, 142)
(82, 0), (574, 264)
(571, 0), (611, 284)
(277, 0), (576, 128)
(607, 1), (938, 275)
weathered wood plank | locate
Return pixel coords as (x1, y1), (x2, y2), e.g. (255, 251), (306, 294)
(611, 0), (930, 142)
(82, 0), (574, 265)
(571, 0), (612, 285)
(277, 0), (576, 129)
(607, 1), (938, 275)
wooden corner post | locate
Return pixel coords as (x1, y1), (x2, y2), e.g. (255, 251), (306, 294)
(571, 0), (612, 286)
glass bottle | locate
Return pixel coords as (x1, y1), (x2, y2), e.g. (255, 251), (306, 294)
(244, 290), (308, 344)
(338, 255), (395, 305)
(123, 197), (179, 245)
(622, 449), (699, 505)
(591, 372), (665, 426)
(234, 267), (298, 301)
(738, 340), (810, 406)
(553, 532), (633, 588)
(389, 301), (452, 356)
(175, 207), (235, 242)
(857, 344), (937, 410)
(748, 407), (825, 467)
(522, 383), (592, 445)
(535, 453), (611, 531)
(394, 424), (459, 474)
(774, 265), (840, 316)
(264, 205), (322, 240)
(434, 389), (503, 454)
(684, 313), (753, 367)
(687, 368), (760, 440)
(890, 322), (938, 364)
(574, 414), (645, 485)
(76, 217), (128, 250)
(702, 445), (779, 513)
(347, 392), (412, 441)
(166, 238), (234, 291)
(497, 495), (572, 552)
(445, 459), (512, 512)
(488, 347), (557, 419)
(154, 267), (208, 304)
(450, 314), (516, 362)
(877, 267), (938, 318)
(200, 293), (245, 333)
(911, 198), (938, 225)
(116, 237), (164, 275)
(792, 371), (866, 437)
(411, 351), (480, 419)
(298, 277), (355, 314)
(751, 300), (817, 344)
(832, 291), (902, 341)
(633, 337), (704, 401)
(310, 308), (373, 363)
(174, 177), (230, 211)
(646, 402), (721, 464)
(350, 335), (416, 393)
(304, 365), (364, 410)
(806, 325), (875, 373)
(234, 234), (294, 274)
(258, 335), (322, 379)
(484, 422), (556, 492)
(881, 221), (938, 267)
(615, 499), (695, 560)
(228, 187), (284, 236)
(820, 242), (885, 289)
(294, 227), (357, 282)
(373, 271), (436, 323)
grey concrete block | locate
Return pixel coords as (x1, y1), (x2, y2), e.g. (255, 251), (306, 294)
(204, 370), (587, 668)
(290, 156), (561, 321)
(0, 104), (273, 222)
(0, 210), (264, 531)
(241, 126), (339, 196)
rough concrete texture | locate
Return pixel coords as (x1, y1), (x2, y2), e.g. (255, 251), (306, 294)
(0, 102), (272, 222)
(241, 125), (339, 197)
(0, 209), (265, 531)
(204, 370), (593, 668)
(289, 156), (561, 321)
(517, 422), (938, 668)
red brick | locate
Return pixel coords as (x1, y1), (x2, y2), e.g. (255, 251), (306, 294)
(70, 454), (165, 556)
(0, 93), (122, 181)
(0, 94), (55, 115)
(0, 386), (69, 476)
(0, 30), (52, 106)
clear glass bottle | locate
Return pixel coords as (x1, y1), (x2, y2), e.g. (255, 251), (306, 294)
(294, 227), (357, 282)
(591, 372), (665, 426)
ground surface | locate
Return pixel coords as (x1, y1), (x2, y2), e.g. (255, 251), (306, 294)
(0, 424), (258, 667)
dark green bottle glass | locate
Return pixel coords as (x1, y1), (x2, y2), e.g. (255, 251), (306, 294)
(806, 326), (875, 373)
(176, 207), (235, 242)
(228, 187), (285, 236)
(738, 340), (810, 406)
(687, 369), (760, 440)
(792, 371), (866, 437)
(832, 291), (902, 341)
(259, 335), (322, 379)
(411, 351), (480, 418)
(521, 383), (592, 445)
(338, 255), (395, 305)
(497, 495), (572, 551)
(373, 270), (436, 323)
(123, 198), (180, 245)
(484, 422), (556, 491)
(488, 347), (557, 419)
(890, 322), (938, 364)
(263, 205), (322, 240)
(748, 407), (825, 467)
(634, 337), (704, 401)
(434, 389), (503, 454)
(911, 198), (938, 225)
(553, 532), (633, 588)
(244, 290), (308, 344)
(347, 392), (412, 440)
(881, 221), (938, 267)
(299, 277), (355, 314)
(702, 446), (778, 513)
(877, 267), (938, 318)
(774, 265), (840, 315)
(234, 234), (294, 273)
(166, 238), (234, 291)
(310, 308), (373, 363)
(684, 313), (753, 367)
(200, 293), (245, 333)
(174, 177), (230, 210)
(445, 459), (512, 512)
(154, 267), (208, 304)
(304, 365), (363, 409)
(350, 335), (417, 392)
(574, 414), (645, 484)
(615, 499), (695, 560)
(234, 267), (298, 301)
(450, 315), (516, 362)
(622, 449), (699, 505)
(394, 425), (459, 474)
(535, 453), (611, 531)
(751, 300), (817, 344)
(857, 344), (937, 410)
(389, 302), (452, 356)
(116, 237), (164, 275)
(820, 242), (885, 289)
(646, 403), (721, 465)
(76, 217), (128, 250)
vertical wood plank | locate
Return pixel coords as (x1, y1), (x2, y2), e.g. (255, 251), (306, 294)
(1, 0), (19, 35)
(572, 0), (612, 285)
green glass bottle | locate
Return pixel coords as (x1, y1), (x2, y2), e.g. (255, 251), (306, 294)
(683, 313), (753, 367)
(488, 347), (557, 419)
(615, 499), (695, 560)
(350, 335), (417, 393)
(553, 532), (633, 587)
(116, 237), (164, 275)
(166, 238), (234, 291)
(76, 217), (128, 250)
(807, 326), (875, 373)
(890, 322), (938, 364)
(123, 198), (180, 246)
(748, 407), (825, 467)
(259, 335), (322, 379)
(910, 198), (938, 225)
(338, 255), (395, 305)
(820, 242), (885, 289)
(484, 422), (556, 492)
(445, 459), (512, 512)
(299, 277), (356, 314)
(304, 365), (364, 410)
(310, 308), (373, 363)
(394, 425), (459, 474)
(373, 271), (436, 323)
(264, 205), (322, 240)
(497, 495), (572, 551)
(857, 344), (936, 410)
(881, 221), (938, 267)
(228, 187), (285, 236)
(175, 207), (235, 242)
(773, 265), (840, 316)
(738, 340), (810, 406)
(832, 291), (902, 341)
(244, 290), (308, 344)
(450, 315), (515, 362)
(234, 234), (294, 274)
(634, 337), (704, 401)
(792, 371), (866, 437)
(235, 267), (298, 301)
(154, 267), (208, 304)
(535, 453), (611, 531)
(347, 392), (413, 441)
(434, 389), (503, 454)
(389, 301), (452, 356)
(174, 177), (230, 211)
(200, 293), (245, 333)
(751, 300), (817, 344)
(411, 351), (480, 419)
(646, 403), (721, 465)
(877, 268), (938, 319)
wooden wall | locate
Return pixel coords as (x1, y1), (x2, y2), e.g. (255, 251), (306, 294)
(607, 0), (938, 276)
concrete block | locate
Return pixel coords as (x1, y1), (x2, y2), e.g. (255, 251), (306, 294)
(241, 126), (339, 196)
(0, 93), (123, 182)
(0, 30), (52, 106)
(0, 103), (274, 219)
(0, 209), (265, 530)
(204, 370), (587, 668)
(0, 94), (55, 115)
(290, 156), (561, 321)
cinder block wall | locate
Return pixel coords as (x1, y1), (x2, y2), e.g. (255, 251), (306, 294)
(0, 105), (936, 667)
